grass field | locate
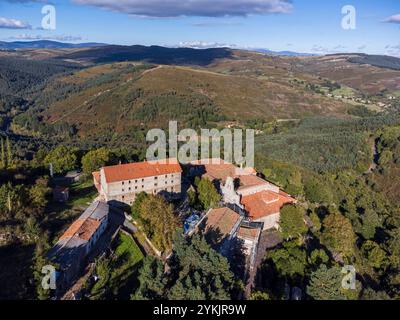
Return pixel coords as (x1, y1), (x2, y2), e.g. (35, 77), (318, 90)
(114, 232), (144, 266)
(102, 232), (144, 299)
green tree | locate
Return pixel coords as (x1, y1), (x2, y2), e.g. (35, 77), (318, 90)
(387, 228), (400, 269)
(167, 233), (237, 300)
(44, 145), (77, 174)
(306, 264), (347, 300)
(196, 178), (221, 210)
(0, 137), (5, 169)
(0, 136), (13, 169)
(321, 212), (356, 258)
(359, 209), (382, 240)
(304, 176), (332, 204)
(131, 192), (148, 221)
(33, 235), (51, 300)
(6, 136), (12, 168)
(90, 257), (111, 300)
(139, 195), (179, 252)
(361, 287), (391, 300)
(361, 240), (389, 270)
(310, 211), (322, 233)
(378, 150), (393, 166)
(24, 217), (41, 242)
(133, 256), (166, 300)
(279, 205), (308, 239)
(29, 178), (50, 211)
(0, 182), (25, 217)
(309, 249), (329, 267)
(81, 148), (112, 175)
(268, 240), (307, 279)
(249, 291), (271, 300)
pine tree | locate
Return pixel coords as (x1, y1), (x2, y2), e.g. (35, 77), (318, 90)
(6, 136), (12, 168)
(0, 137), (5, 169)
(306, 264), (347, 300)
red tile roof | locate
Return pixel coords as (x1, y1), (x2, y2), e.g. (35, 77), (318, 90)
(241, 190), (295, 220)
(237, 175), (271, 190)
(198, 207), (241, 239)
(101, 159), (182, 183)
(77, 218), (101, 241)
(190, 158), (256, 182)
(60, 217), (101, 242)
(237, 226), (260, 240)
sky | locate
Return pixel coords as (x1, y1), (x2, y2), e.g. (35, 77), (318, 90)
(0, 0), (399, 56)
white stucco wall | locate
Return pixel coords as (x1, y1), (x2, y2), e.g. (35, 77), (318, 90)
(255, 212), (280, 231)
(100, 172), (181, 205)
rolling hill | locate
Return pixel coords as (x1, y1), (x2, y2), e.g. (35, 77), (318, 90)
(1, 45), (399, 149)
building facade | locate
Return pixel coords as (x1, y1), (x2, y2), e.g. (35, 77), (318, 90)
(48, 201), (109, 291)
(188, 158), (295, 231)
(93, 159), (182, 206)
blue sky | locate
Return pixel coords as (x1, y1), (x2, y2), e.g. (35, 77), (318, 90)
(0, 0), (399, 56)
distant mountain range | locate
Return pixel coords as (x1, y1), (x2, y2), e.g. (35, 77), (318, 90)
(248, 48), (318, 56)
(0, 40), (107, 50)
(0, 40), (316, 56)
(1, 41), (399, 71)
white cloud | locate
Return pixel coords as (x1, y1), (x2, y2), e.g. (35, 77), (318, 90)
(10, 34), (83, 41)
(72, 0), (293, 17)
(384, 14), (400, 24)
(385, 44), (400, 57)
(177, 41), (236, 49)
(0, 17), (31, 29)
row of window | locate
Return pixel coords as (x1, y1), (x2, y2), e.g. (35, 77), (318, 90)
(122, 186), (178, 204)
(122, 180), (175, 193)
(121, 174), (178, 186)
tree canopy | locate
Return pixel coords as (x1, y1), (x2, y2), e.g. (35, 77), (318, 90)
(279, 205), (308, 239)
(44, 145), (77, 174)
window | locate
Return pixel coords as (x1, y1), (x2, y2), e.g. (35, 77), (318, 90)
(135, 180), (138, 183)
(122, 189), (124, 192)
(122, 181), (124, 185)
(155, 176), (158, 180)
(135, 186), (138, 190)
(129, 180), (131, 184)
(154, 183), (158, 187)
(129, 187), (131, 191)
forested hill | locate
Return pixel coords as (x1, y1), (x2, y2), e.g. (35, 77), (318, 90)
(0, 57), (81, 124)
(0, 57), (81, 95)
(55, 45), (233, 65)
(326, 53), (400, 71)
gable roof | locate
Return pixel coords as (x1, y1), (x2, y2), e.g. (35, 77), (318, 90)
(101, 159), (182, 183)
(56, 201), (109, 249)
(197, 207), (242, 246)
(236, 174), (276, 192)
(190, 158), (256, 182)
(241, 190), (295, 220)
